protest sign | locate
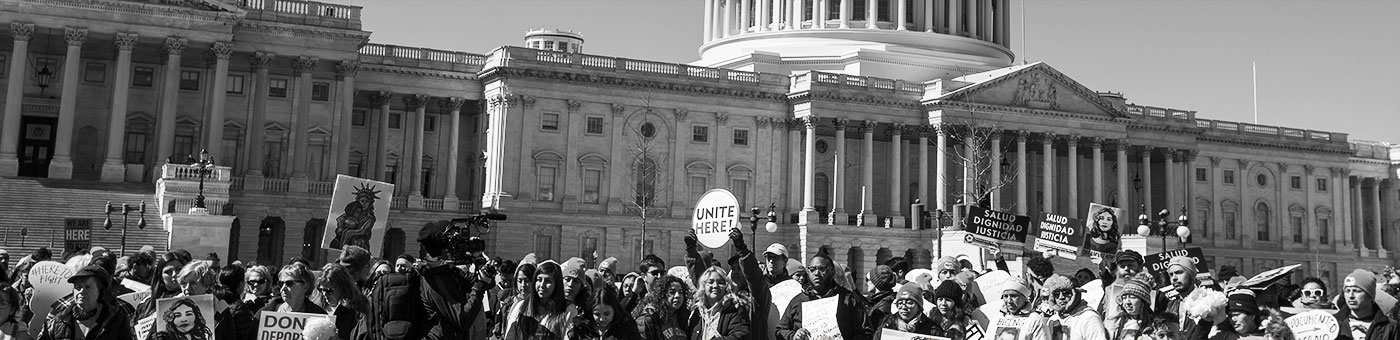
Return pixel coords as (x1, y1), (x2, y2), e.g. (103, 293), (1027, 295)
(117, 278), (153, 308)
(1080, 279), (1104, 312)
(1284, 310), (1340, 340)
(975, 270), (1011, 308)
(1082, 203), (1125, 257)
(323, 174), (394, 255)
(992, 316), (1027, 340)
(64, 218), (92, 255)
(154, 294), (216, 340)
(963, 206), (1031, 252)
(258, 311), (337, 340)
(1142, 247), (1208, 276)
(802, 296), (844, 340)
(1032, 213), (1082, 260)
(692, 189), (742, 248)
(881, 329), (952, 340)
(771, 279), (804, 319)
(1241, 264), (1301, 288)
(27, 261), (75, 337)
(136, 315), (156, 340)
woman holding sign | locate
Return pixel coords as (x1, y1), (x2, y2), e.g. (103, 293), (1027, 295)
(874, 283), (939, 340)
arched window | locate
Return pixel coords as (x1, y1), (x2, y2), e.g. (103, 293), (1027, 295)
(303, 219), (326, 264)
(257, 217), (286, 265)
(1255, 202), (1270, 241)
(635, 157), (659, 207)
(383, 227), (406, 258)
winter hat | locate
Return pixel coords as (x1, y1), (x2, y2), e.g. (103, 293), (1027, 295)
(598, 257), (618, 271)
(562, 258), (586, 278)
(1227, 289), (1260, 315)
(934, 279), (964, 305)
(1346, 269), (1378, 298)
(519, 253), (538, 266)
(1168, 256), (1197, 277)
(1041, 274), (1075, 296)
(937, 256), (960, 272)
(786, 259), (806, 276)
(1001, 277), (1032, 298)
(1115, 250), (1143, 266)
(870, 265), (897, 292)
(1120, 272), (1155, 302)
(896, 282), (924, 303)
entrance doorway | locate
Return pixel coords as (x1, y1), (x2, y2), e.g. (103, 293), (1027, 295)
(18, 116), (56, 177)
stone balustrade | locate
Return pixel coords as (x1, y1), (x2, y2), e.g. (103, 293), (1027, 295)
(238, 0), (362, 29)
(161, 163), (232, 182)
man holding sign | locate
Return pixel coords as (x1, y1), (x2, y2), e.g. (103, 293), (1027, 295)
(776, 250), (868, 340)
(35, 265), (135, 340)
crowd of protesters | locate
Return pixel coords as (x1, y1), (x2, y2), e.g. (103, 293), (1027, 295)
(0, 222), (1399, 340)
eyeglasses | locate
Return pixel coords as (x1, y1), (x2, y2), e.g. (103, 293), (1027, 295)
(278, 280), (304, 287)
(317, 287), (336, 294)
(894, 300), (919, 307)
(1302, 289), (1325, 297)
(247, 279), (268, 286)
(647, 270), (665, 277)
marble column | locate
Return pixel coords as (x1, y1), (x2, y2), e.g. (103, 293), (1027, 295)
(810, 0), (822, 29)
(740, 0), (751, 33)
(890, 124), (905, 227)
(1116, 141), (1128, 211)
(482, 94), (515, 209)
(933, 0), (947, 33)
(204, 42), (233, 163)
(839, 0), (851, 28)
(860, 121), (876, 225)
(289, 56), (317, 186)
(1331, 168), (1345, 251)
(896, 0), (909, 30)
(1041, 133), (1054, 214)
(156, 38), (187, 168)
(1373, 178), (1386, 255)
(1141, 146), (1153, 215)
(405, 95), (428, 201)
(1351, 176), (1363, 252)
(1091, 137), (1103, 204)
(722, 0), (733, 37)
(800, 116), (819, 225)
(443, 98), (465, 205)
(1015, 131), (1027, 214)
(100, 33), (140, 182)
(704, 0), (715, 41)
(866, 0), (878, 28)
(47, 27), (87, 179)
(989, 130), (1001, 208)
(830, 119), (848, 224)
(792, 0), (804, 30)
(1066, 136), (1078, 217)
(333, 61), (359, 177)
(918, 125), (930, 213)
(948, 0), (960, 36)
(243, 53), (274, 189)
(758, 0), (771, 31)
(370, 92), (393, 181)
(962, 130), (974, 208)
(0, 23), (33, 176)
(787, 120), (802, 214)
(1164, 148), (1176, 213)
(936, 124), (949, 211)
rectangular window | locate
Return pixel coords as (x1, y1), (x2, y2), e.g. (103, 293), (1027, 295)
(1223, 170), (1236, 185)
(179, 71), (200, 90)
(263, 141), (283, 179)
(384, 164), (398, 185)
(312, 81), (330, 101)
(1290, 176), (1302, 190)
(731, 179), (749, 210)
(535, 235), (553, 261)
(692, 125), (709, 143)
(388, 113), (401, 129)
(123, 132), (147, 164)
(1224, 211), (1238, 239)
(585, 116), (604, 134)
(1196, 209), (1210, 239)
(227, 75), (245, 94)
(583, 169), (601, 204)
(1316, 178), (1328, 192)
(174, 135), (195, 161)
(421, 169), (433, 197)
(83, 62), (105, 83)
(423, 115), (436, 132)
(1291, 216), (1303, 243)
(580, 235), (598, 267)
(733, 129), (749, 146)
(348, 160), (362, 178)
(544, 41), (555, 50)
(1319, 218), (1330, 244)
(1195, 168), (1207, 182)
(541, 113), (560, 131)
(689, 176), (707, 202)
(351, 109), (367, 127)
(537, 167), (556, 201)
(559, 42), (570, 52)
(132, 66), (155, 87)
(268, 79), (288, 98)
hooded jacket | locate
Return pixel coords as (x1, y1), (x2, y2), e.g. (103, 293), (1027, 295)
(1336, 301), (1400, 340)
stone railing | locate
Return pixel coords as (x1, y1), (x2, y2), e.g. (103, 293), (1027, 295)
(1125, 104), (1193, 120)
(166, 197), (230, 216)
(424, 198), (444, 211)
(486, 46), (778, 85)
(161, 164), (232, 182)
(390, 197), (407, 210)
(359, 43), (487, 67)
(263, 178), (290, 193)
(794, 71), (924, 94)
(309, 181), (334, 195)
(1194, 118), (1344, 142)
(237, 0), (362, 29)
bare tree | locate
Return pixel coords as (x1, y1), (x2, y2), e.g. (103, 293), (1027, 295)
(621, 93), (672, 260)
(936, 122), (1020, 214)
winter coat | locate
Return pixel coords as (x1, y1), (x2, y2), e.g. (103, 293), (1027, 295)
(874, 313), (940, 340)
(419, 263), (492, 340)
(1060, 300), (1108, 340)
(213, 301), (257, 340)
(260, 297), (327, 314)
(35, 302), (135, 340)
(636, 305), (693, 340)
(865, 290), (896, 338)
(597, 317), (645, 340)
(734, 248), (773, 340)
(1335, 301), (1400, 340)
(687, 295), (751, 340)
(775, 284), (869, 340)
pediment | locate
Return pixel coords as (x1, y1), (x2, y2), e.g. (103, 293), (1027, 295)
(936, 62), (1129, 119)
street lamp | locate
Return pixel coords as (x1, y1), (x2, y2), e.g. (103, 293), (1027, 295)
(104, 200), (147, 255)
(922, 208), (954, 258)
(188, 149), (215, 209)
(748, 203), (778, 248)
(1137, 204), (1190, 253)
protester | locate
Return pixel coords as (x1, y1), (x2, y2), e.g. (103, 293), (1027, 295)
(395, 254), (416, 274)
(264, 264), (325, 314)
(1337, 269), (1399, 340)
(727, 228), (771, 340)
(776, 250), (868, 340)
(1293, 277), (1334, 310)
(531, 262), (578, 339)
(1074, 269), (1097, 286)
(787, 260), (811, 291)
(242, 265), (274, 307)
(120, 252), (156, 285)
(689, 266), (751, 340)
(500, 259), (538, 339)
(575, 280), (642, 340)
(137, 256), (187, 320)
(562, 258), (588, 306)
(315, 263), (368, 340)
(1157, 256), (1202, 316)
(0, 286), (30, 340)
(1212, 290), (1267, 340)
(1102, 250), (1145, 335)
(936, 257), (961, 281)
(597, 257), (620, 289)
(1025, 256), (1055, 302)
(929, 279), (974, 340)
(999, 278), (1034, 317)
(640, 255), (667, 287)
(886, 257), (910, 285)
(1025, 275), (1106, 340)
(213, 265), (256, 340)
(635, 274), (692, 340)
(762, 244), (791, 286)
(875, 283), (938, 340)
(416, 221), (493, 340)
(1111, 273), (1156, 340)
(620, 272), (646, 315)
(36, 266), (134, 340)
(865, 265), (899, 338)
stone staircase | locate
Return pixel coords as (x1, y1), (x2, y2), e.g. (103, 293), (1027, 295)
(0, 176), (166, 268)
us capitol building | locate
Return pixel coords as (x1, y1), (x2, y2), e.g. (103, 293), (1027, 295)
(0, 0), (1393, 284)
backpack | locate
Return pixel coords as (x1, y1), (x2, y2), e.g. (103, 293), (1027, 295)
(369, 271), (422, 340)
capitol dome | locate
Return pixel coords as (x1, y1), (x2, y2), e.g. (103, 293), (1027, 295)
(693, 0), (1014, 83)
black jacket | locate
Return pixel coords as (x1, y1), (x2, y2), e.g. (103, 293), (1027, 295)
(1336, 301), (1400, 340)
(874, 313), (940, 340)
(734, 248), (772, 340)
(775, 284), (869, 340)
(864, 291), (895, 339)
(214, 301), (258, 340)
(36, 302), (135, 340)
(418, 263), (491, 340)
(260, 297), (327, 314)
(687, 300), (751, 340)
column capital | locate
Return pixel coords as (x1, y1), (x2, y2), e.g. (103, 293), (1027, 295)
(10, 23), (34, 42)
(292, 56), (318, 73)
(986, 128), (1003, 140)
(854, 121), (877, 134)
(611, 103), (626, 116)
(716, 112), (729, 125)
(369, 91), (394, 106)
(403, 94), (430, 110)
(1277, 162), (1290, 174)
(250, 52), (275, 69)
(489, 93), (515, 109)
(334, 60), (361, 80)
(755, 117), (771, 129)
(207, 41), (234, 61)
(832, 118), (849, 131)
(1063, 134), (1080, 148)
(1303, 164), (1315, 174)
(1208, 156), (1221, 167)
(916, 124), (936, 137)
(1089, 137), (1105, 149)
(1234, 158), (1250, 169)
(1015, 130), (1032, 142)
(565, 99), (582, 112)
(439, 97), (466, 112)
(673, 108), (689, 121)
(113, 33), (139, 51)
(887, 123), (906, 135)
(63, 28), (87, 47)
(800, 115), (819, 129)
(519, 95), (536, 108)
(786, 118), (803, 131)
(162, 37), (187, 55)
(1040, 132), (1058, 144)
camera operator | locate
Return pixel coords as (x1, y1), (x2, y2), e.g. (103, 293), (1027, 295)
(417, 219), (496, 340)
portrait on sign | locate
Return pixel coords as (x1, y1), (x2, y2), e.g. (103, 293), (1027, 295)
(1083, 203), (1125, 256)
(155, 294), (216, 340)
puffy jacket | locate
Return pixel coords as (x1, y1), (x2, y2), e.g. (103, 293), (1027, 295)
(1336, 301), (1400, 340)
(419, 263), (491, 340)
(687, 296), (751, 340)
(864, 291), (895, 339)
(775, 284), (869, 340)
(35, 302), (135, 340)
(874, 313), (940, 340)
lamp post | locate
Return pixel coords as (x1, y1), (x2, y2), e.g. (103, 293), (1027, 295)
(1137, 204), (1190, 253)
(103, 200), (147, 255)
(923, 208), (954, 258)
(188, 149), (215, 209)
(748, 203), (778, 248)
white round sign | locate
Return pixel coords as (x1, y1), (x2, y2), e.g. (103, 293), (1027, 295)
(692, 188), (741, 249)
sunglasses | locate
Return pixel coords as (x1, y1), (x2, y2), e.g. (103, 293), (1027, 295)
(1302, 289), (1325, 297)
(1052, 290), (1075, 299)
(247, 279), (268, 286)
(317, 287), (336, 294)
(279, 280), (304, 287)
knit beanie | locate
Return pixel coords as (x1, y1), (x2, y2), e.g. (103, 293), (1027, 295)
(897, 282), (924, 303)
(1120, 272), (1155, 302)
(786, 259), (806, 276)
(1346, 269), (1378, 298)
(1168, 256), (1197, 276)
(1001, 277), (1032, 298)
(937, 256), (960, 272)
(598, 257), (618, 271)
(562, 257), (586, 278)
(934, 279), (964, 305)
(870, 265), (897, 292)
(1227, 289), (1260, 315)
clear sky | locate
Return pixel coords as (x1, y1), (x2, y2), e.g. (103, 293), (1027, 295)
(356, 0), (1400, 143)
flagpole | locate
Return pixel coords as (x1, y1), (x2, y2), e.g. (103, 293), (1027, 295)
(1253, 61), (1258, 124)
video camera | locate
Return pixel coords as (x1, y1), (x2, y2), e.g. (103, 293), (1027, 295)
(435, 212), (507, 264)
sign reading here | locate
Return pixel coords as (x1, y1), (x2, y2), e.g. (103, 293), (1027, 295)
(692, 189), (741, 249)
